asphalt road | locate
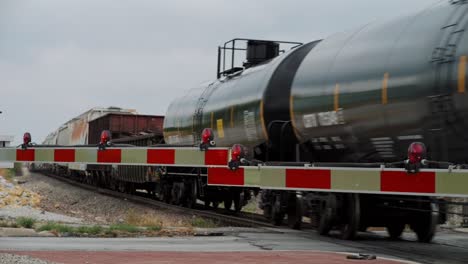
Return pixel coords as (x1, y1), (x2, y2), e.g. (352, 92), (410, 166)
(0, 228), (348, 252)
(1, 228), (467, 263)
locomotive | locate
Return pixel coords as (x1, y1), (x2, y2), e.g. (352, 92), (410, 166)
(39, 1), (468, 242)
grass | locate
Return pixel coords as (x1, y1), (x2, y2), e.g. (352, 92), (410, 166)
(38, 222), (142, 235)
(125, 209), (164, 230)
(76, 225), (103, 235)
(190, 217), (218, 228)
(38, 222), (75, 233)
(16, 217), (36, 228)
(109, 223), (139, 233)
(146, 225), (162, 232)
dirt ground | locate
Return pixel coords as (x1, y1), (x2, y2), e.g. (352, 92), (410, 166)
(18, 170), (198, 227)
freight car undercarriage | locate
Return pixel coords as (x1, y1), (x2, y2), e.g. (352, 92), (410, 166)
(44, 163), (252, 212)
(34, 161), (446, 242)
(259, 191), (441, 242)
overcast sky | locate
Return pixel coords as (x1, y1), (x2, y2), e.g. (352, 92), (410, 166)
(0, 0), (436, 144)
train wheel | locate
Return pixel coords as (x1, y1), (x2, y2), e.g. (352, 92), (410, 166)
(224, 197), (233, 211)
(160, 184), (171, 203)
(387, 223), (405, 240)
(411, 200), (438, 243)
(271, 196), (284, 226)
(171, 183), (184, 205)
(186, 181), (197, 208)
(263, 205), (272, 219)
(233, 190), (243, 212)
(171, 187), (178, 205)
(125, 183), (133, 194)
(318, 194), (337, 236)
(287, 193), (303, 230)
(109, 178), (117, 191)
(261, 192), (271, 218)
(94, 172), (100, 187)
(204, 199), (211, 209)
(118, 181), (125, 193)
(340, 194), (360, 240)
(204, 189), (220, 210)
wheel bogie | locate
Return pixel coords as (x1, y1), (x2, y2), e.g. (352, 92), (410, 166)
(387, 223), (405, 240)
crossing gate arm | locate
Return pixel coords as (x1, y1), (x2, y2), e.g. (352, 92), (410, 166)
(2, 146), (468, 197)
(207, 166), (468, 198)
(0, 147), (230, 167)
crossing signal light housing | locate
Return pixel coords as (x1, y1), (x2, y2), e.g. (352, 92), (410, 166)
(22, 132), (32, 149)
(99, 130), (112, 150)
(228, 144), (246, 170)
(199, 128), (215, 151)
(405, 142), (427, 173)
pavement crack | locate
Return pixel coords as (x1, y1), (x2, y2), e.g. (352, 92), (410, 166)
(234, 233), (274, 251)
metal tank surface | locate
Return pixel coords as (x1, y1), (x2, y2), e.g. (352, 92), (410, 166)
(164, 1), (468, 164)
(163, 41), (318, 151)
(291, 1), (468, 163)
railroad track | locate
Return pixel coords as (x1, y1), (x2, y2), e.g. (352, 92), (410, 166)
(34, 171), (468, 263)
(38, 171), (276, 229)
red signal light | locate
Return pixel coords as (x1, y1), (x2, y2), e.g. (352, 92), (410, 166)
(23, 132), (32, 145)
(407, 142), (426, 164)
(100, 130), (111, 145)
(201, 128), (214, 144)
(231, 144), (244, 162)
(200, 128), (215, 151)
(228, 144), (245, 170)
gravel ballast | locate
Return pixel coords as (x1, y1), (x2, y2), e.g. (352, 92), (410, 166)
(0, 207), (82, 224)
(19, 170), (195, 227)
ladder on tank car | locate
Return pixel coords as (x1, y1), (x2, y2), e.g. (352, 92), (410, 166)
(192, 82), (219, 143)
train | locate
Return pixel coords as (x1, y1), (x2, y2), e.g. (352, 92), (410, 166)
(41, 107), (250, 210)
(40, 1), (468, 242)
(42, 107), (167, 194)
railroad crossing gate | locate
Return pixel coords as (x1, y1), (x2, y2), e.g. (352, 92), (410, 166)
(0, 146), (467, 198)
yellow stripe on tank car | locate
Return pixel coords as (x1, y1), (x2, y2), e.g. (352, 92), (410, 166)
(458, 56), (467, 94)
(334, 84), (340, 111)
(382, 72), (389, 105)
(216, 119), (225, 138)
(259, 100), (269, 141)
